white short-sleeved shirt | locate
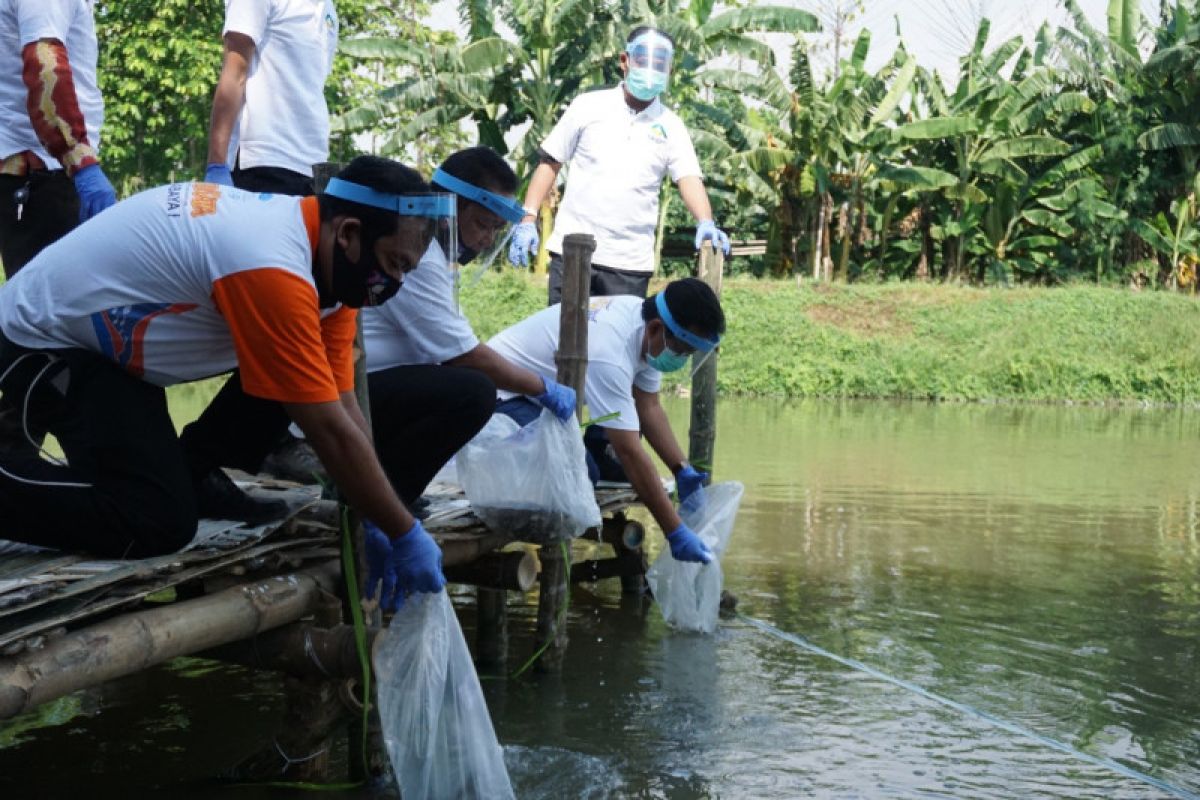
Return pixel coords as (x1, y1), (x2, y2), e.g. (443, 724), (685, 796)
(0, 0), (102, 166)
(222, 0), (338, 176)
(362, 241), (479, 371)
(487, 296), (662, 431)
(0, 185), (357, 403)
(542, 85), (702, 274)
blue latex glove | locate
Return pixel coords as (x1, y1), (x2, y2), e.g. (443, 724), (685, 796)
(694, 219), (731, 255)
(508, 220), (539, 267)
(675, 464), (708, 504)
(72, 164), (116, 222)
(666, 522), (713, 564)
(363, 518), (445, 611)
(204, 163), (234, 186)
(535, 377), (577, 422)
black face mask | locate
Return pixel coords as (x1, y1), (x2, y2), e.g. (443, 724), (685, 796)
(329, 237), (403, 308)
(457, 243), (478, 266)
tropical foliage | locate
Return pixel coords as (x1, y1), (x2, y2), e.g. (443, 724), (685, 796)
(93, 0), (1200, 288)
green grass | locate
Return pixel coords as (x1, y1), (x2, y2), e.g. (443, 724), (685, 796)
(459, 271), (1200, 404)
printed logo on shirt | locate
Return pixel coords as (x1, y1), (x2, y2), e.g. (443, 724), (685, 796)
(649, 123), (668, 143)
(325, 13), (336, 30)
(91, 303), (198, 378)
(191, 183), (221, 218)
(587, 297), (614, 322)
(165, 183), (184, 218)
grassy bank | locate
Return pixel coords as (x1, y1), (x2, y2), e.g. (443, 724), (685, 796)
(460, 271), (1200, 404)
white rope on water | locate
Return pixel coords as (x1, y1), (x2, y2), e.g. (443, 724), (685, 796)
(739, 614), (1200, 800)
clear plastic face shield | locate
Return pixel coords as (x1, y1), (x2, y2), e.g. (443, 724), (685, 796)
(323, 178), (457, 307)
(654, 292), (721, 377)
(431, 167), (527, 297)
(624, 31), (675, 101)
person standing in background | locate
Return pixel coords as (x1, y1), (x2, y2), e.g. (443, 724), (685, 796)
(203, 0), (339, 196)
(0, 0), (116, 278)
(509, 25), (731, 303)
(202, 0), (340, 480)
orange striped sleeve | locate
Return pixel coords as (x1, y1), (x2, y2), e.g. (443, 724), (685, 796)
(320, 305), (358, 394)
(211, 268), (340, 404)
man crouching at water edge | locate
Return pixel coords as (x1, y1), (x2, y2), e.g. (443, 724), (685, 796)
(488, 278), (724, 563)
(0, 156), (446, 606)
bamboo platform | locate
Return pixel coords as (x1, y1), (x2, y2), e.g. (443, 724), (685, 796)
(0, 472), (646, 723)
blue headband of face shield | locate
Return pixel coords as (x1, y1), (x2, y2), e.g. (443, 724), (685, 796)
(431, 168), (526, 224)
(655, 292), (720, 353)
(324, 177), (457, 218)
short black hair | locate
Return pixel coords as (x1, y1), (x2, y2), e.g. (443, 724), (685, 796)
(642, 278), (725, 341)
(434, 146), (517, 195)
(627, 25), (676, 48)
(317, 155), (429, 241)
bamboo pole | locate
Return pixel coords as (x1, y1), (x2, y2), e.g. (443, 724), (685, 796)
(688, 243), (724, 476)
(534, 232), (594, 672)
(0, 562), (340, 721)
(444, 549), (537, 592)
(476, 589), (508, 667)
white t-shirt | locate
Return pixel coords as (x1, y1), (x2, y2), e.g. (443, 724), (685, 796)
(0, 185), (356, 404)
(488, 296), (662, 431)
(0, 0), (102, 167)
(362, 241), (479, 371)
(223, 0), (338, 176)
(542, 85), (702, 274)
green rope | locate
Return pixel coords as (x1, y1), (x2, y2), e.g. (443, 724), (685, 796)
(229, 508), (373, 792)
(339, 505), (374, 778)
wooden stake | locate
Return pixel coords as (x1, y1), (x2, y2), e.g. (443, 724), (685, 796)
(688, 243), (724, 476)
(476, 589), (508, 667)
(534, 233), (594, 672)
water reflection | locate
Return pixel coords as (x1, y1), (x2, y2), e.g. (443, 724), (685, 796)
(2, 396), (1198, 798)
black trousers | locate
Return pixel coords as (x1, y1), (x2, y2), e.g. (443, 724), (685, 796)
(368, 365), (495, 505)
(179, 364), (495, 507)
(178, 371), (293, 481)
(0, 170), (80, 279)
(0, 336), (196, 557)
(547, 253), (651, 305)
(232, 165), (314, 197)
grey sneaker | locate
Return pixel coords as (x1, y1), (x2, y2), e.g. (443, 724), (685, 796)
(260, 435), (327, 485)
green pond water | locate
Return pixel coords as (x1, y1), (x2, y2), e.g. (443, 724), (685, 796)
(2, 394), (1199, 798)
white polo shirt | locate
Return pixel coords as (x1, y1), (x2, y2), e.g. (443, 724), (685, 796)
(542, 85), (702, 274)
(362, 241), (479, 371)
(0, 0), (102, 167)
(487, 296), (662, 432)
(223, 0), (338, 177)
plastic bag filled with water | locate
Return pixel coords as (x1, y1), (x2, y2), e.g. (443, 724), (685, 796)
(457, 409), (602, 544)
(646, 481), (745, 634)
(373, 591), (515, 800)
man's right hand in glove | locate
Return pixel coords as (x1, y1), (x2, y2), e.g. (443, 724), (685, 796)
(508, 220), (539, 267)
(666, 522), (713, 564)
(364, 518), (446, 611)
(535, 376), (577, 422)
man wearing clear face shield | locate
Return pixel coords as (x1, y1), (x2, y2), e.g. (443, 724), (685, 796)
(361, 147), (578, 512)
(486, 278), (725, 564)
(0, 156), (456, 601)
(509, 26), (732, 303)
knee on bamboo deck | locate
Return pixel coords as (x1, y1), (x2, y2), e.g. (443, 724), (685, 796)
(0, 472), (649, 721)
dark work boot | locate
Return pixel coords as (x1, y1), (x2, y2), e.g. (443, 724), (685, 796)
(260, 434), (328, 486)
(195, 468), (288, 524)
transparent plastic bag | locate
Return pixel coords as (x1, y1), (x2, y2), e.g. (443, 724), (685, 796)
(457, 408), (601, 543)
(645, 481), (745, 634)
(373, 591), (515, 800)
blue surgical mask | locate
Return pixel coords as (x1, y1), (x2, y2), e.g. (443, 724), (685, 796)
(626, 67), (668, 101)
(647, 328), (689, 373)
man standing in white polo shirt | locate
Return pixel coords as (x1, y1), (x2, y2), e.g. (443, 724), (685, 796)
(509, 25), (732, 303)
(203, 0), (339, 196)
